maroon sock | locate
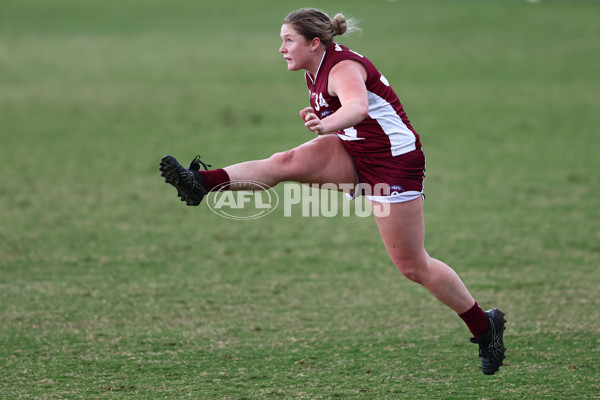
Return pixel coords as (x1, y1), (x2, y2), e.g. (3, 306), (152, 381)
(458, 302), (489, 338)
(198, 168), (230, 191)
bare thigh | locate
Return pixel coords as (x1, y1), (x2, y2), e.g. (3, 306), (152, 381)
(372, 198), (428, 273)
(284, 134), (357, 187)
(372, 198), (476, 312)
(225, 134), (357, 189)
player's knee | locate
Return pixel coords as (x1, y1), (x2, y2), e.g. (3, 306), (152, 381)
(395, 258), (427, 284)
(268, 149), (297, 176)
(268, 149), (294, 165)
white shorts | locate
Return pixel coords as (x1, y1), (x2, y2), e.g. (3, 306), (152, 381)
(346, 190), (424, 203)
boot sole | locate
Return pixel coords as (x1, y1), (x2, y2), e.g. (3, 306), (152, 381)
(160, 155), (202, 206)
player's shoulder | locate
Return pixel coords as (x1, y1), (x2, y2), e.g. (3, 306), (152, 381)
(327, 43), (372, 69)
(329, 43), (364, 58)
(327, 43), (375, 75)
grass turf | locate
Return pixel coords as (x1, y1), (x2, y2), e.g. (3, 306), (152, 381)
(1, 0), (599, 398)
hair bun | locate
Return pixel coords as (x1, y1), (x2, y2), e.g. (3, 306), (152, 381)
(283, 8), (359, 47)
(332, 13), (348, 36)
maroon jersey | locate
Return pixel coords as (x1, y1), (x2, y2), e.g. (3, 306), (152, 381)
(305, 43), (421, 158)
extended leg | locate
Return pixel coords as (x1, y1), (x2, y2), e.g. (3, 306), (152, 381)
(160, 134), (357, 203)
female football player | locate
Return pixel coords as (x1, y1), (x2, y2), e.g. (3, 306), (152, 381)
(160, 8), (506, 375)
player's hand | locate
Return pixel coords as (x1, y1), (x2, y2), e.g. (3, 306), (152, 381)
(300, 107), (326, 135)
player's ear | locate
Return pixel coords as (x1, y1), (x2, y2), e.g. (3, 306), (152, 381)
(310, 37), (321, 52)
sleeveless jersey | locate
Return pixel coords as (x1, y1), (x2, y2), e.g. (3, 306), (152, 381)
(305, 43), (421, 158)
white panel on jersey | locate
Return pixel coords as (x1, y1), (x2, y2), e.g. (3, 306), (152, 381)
(338, 127), (365, 141)
(367, 91), (416, 156)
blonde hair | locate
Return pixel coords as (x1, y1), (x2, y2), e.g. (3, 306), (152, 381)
(283, 8), (359, 48)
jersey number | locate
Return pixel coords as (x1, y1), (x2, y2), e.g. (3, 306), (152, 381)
(313, 92), (329, 112)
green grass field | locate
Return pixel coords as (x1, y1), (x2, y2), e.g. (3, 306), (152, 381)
(1, 0), (599, 398)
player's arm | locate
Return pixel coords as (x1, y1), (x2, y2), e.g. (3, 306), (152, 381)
(302, 60), (369, 135)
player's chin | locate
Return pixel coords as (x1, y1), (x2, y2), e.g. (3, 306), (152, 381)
(285, 61), (300, 71)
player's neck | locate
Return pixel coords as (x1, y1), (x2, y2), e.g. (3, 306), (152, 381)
(306, 48), (326, 80)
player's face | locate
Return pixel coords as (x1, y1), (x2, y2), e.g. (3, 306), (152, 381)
(279, 24), (313, 72)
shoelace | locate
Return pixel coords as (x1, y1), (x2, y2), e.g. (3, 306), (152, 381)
(189, 155), (212, 171)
